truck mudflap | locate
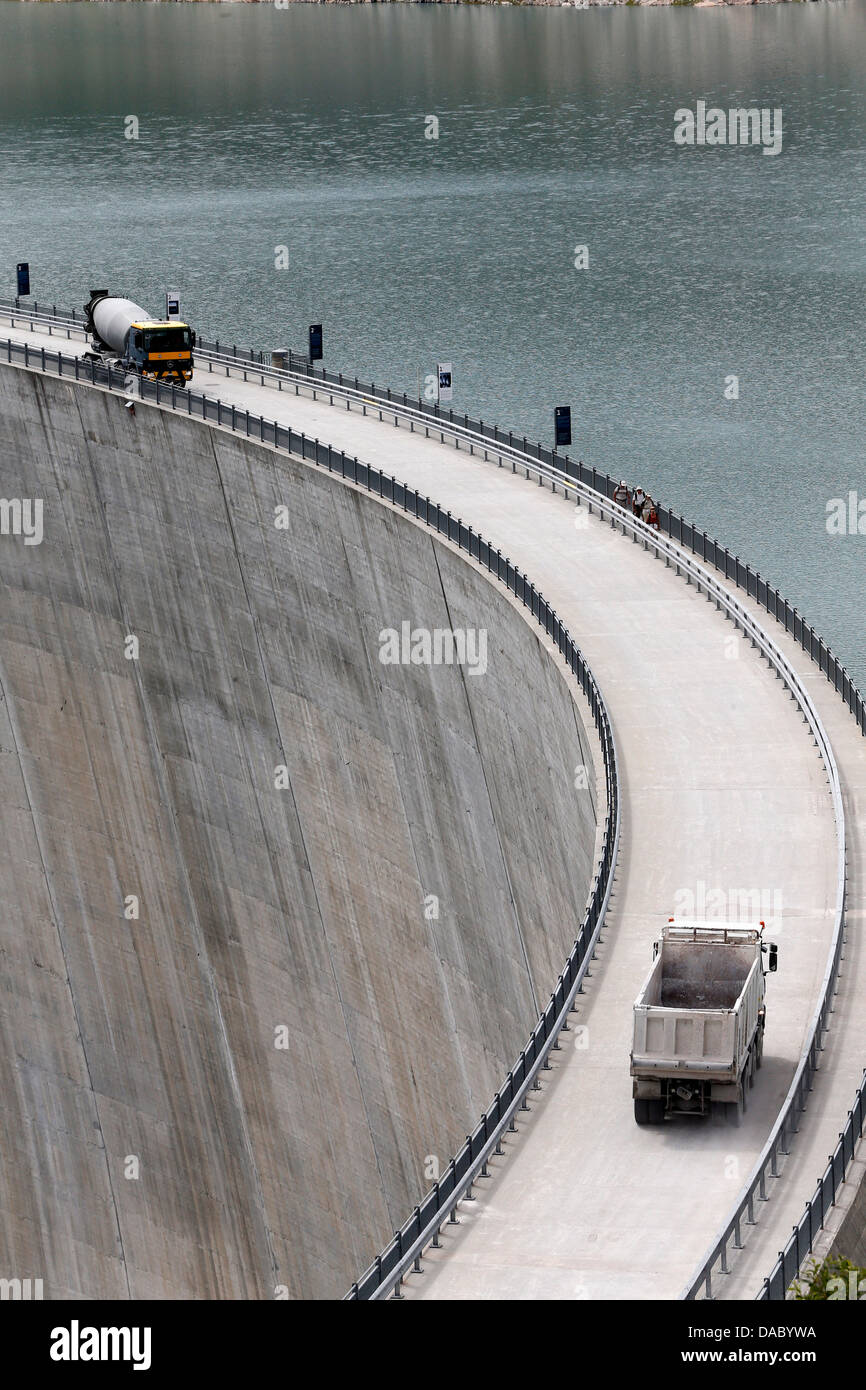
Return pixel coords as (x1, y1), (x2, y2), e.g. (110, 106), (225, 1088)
(633, 1078), (663, 1100)
(709, 1082), (740, 1104)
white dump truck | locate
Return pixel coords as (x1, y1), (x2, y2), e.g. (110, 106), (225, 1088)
(630, 920), (778, 1123)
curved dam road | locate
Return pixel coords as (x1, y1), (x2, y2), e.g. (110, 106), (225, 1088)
(3, 320), (863, 1300)
(190, 354), (856, 1300)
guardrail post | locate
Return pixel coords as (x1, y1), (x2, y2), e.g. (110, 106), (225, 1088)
(447, 1162), (459, 1222)
(430, 1183), (442, 1246)
(780, 1113), (791, 1156)
(769, 1138), (779, 1178)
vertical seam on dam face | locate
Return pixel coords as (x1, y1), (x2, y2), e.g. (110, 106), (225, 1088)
(198, 423), (297, 1290)
(432, 539), (541, 1021)
(214, 431), (379, 1265)
(326, 508), (450, 1232)
(26, 376), (135, 1295)
(67, 383), (272, 1296)
(347, 521), (482, 1144)
(330, 509), (428, 1230)
(0, 638), (133, 1296)
(205, 425), (409, 1251)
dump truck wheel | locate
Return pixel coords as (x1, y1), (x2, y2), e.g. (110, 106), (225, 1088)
(634, 1099), (664, 1124)
(755, 1028), (764, 1069)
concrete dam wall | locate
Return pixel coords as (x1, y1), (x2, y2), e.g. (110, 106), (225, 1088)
(0, 363), (597, 1299)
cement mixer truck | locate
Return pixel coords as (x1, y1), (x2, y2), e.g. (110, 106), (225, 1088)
(83, 290), (195, 383)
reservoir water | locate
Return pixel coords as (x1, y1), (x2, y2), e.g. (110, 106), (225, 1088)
(1, 1), (864, 681)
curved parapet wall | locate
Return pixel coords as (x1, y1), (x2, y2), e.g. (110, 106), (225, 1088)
(0, 363), (598, 1299)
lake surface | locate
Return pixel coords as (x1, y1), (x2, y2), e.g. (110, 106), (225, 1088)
(1, 0), (864, 681)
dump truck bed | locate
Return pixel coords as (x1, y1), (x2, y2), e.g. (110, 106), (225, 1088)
(631, 924), (764, 1083)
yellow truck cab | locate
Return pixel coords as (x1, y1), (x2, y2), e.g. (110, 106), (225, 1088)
(127, 321), (194, 382)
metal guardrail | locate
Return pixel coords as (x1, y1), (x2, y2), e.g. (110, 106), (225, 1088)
(0, 302), (85, 339)
(5, 296), (81, 327)
(3, 320), (863, 1300)
(682, 814), (848, 1300)
(759, 1069), (866, 1300)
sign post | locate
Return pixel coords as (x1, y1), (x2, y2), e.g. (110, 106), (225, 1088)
(437, 361), (452, 404)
